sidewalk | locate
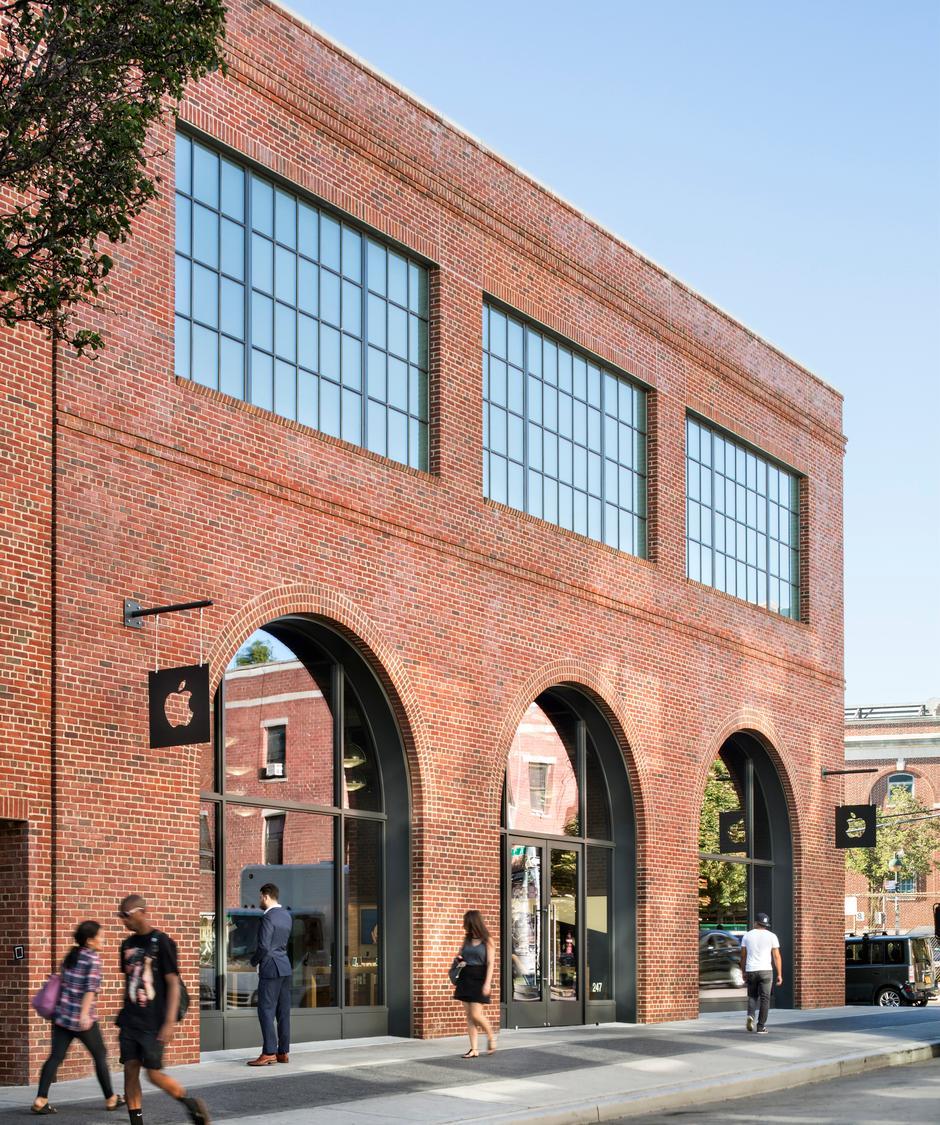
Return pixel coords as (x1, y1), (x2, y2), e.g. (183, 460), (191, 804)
(2, 1006), (938, 1124)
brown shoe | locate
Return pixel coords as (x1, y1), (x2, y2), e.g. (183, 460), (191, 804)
(276, 1053), (289, 1063)
(246, 1054), (277, 1067)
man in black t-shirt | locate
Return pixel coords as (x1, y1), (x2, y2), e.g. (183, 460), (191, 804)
(117, 894), (211, 1125)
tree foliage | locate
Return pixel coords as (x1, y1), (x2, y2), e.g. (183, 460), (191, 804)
(0, 0), (227, 353)
(699, 760), (747, 924)
(234, 639), (273, 667)
(845, 786), (940, 893)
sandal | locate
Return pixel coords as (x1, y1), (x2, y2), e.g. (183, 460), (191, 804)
(31, 1106), (57, 1115)
(487, 1036), (499, 1054)
(461, 1050), (479, 1058)
(105, 1096), (127, 1111)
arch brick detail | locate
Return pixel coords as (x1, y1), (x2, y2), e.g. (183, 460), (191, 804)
(206, 583), (430, 813)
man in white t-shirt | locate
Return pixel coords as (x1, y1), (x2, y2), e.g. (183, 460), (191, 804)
(739, 912), (782, 1034)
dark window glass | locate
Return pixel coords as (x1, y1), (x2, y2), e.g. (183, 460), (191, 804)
(266, 725), (286, 769)
(344, 818), (383, 1006)
(264, 814), (285, 865)
(342, 690), (381, 812)
(482, 302), (646, 555)
(584, 740), (611, 841)
(586, 847), (611, 1000)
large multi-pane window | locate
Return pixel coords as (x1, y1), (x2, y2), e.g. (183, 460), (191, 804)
(482, 303), (647, 556)
(686, 416), (800, 619)
(175, 132), (429, 470)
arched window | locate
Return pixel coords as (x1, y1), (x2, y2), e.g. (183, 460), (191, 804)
(199, 619), (411, 1047)
(886, 772), (914, 801)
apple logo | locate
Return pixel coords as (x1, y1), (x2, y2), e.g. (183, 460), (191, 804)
(164, 679), (194, 728)
(845, 811), (866, 839)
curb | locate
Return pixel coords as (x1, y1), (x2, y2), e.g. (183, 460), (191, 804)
(479, 1039), (940, 1124)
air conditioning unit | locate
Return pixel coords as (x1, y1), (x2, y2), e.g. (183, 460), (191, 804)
(873, 911), (886, 926)
(261, 762), (285, 779)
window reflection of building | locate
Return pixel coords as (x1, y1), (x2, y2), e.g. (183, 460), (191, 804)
(200, 627), (385, 1021)
(506, 702), (578, 836)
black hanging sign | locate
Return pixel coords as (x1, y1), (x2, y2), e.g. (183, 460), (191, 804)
(148, 664), (210, 748)
(719, 810), (747, 854)
(835, 804), (876, 849)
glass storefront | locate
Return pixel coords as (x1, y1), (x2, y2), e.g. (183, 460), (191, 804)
(199, 620), (407, 1047)
(502, 694), (618, 1027)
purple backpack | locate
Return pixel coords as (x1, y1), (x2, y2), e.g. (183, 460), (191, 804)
(31, 973), (62, 1020)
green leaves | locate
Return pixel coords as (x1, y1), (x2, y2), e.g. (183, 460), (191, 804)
(0, 0), (227, 353)
(845, 788), (940, 893)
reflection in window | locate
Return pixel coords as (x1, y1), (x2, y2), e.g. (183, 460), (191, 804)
(505, 702), (578, 836)
(344, 818), (382, 1006)
(528, 762), (549, 814)
(686, 415), (801, 619)
(886, 772), (914, 801)
(199, 802), (216, 1010)
(264, 813), (285, 865)
(585, 848), (611, 1001)
(265, 724), (286, 775)
(482, 303), (647, 554)
(204, 624), (388, 1016)
(175, 132), (429, 470)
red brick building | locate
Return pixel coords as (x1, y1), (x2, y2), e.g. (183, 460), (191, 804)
(843, 700), (940, 933)
(0, 0), (846, 1084)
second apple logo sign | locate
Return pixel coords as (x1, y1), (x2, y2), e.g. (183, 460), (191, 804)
(148, 663), (210, 748)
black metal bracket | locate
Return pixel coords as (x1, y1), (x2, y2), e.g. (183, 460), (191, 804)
(821, 767), (878, 778)
(124, 598), (213, 628)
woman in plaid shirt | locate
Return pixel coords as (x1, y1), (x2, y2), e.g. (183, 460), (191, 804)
(32, 920), (125, 1115)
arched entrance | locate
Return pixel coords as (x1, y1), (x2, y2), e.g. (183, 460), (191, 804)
(501, 687), (636, 1028)
(698, 733), (793, 1013)
(199, 616), (411, 1050)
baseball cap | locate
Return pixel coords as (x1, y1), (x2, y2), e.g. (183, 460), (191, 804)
(755, 912), (771, 927)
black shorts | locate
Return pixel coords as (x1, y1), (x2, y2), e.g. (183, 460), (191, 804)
(118, 1027), (165, 1070)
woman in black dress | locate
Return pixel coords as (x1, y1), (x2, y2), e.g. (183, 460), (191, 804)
(453, 910), (497, 1058)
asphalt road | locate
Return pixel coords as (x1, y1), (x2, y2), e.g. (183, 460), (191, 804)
(628, 1054), (940, 1123)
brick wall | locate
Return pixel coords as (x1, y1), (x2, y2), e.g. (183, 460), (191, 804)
(0, 0), (845, 1082)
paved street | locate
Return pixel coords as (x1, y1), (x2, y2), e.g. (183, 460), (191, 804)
(628, 1054), (940, 1123)
(2, 1007), (939, 1124)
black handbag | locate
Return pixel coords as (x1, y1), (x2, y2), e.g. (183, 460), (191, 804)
(448, 956), (464, 986)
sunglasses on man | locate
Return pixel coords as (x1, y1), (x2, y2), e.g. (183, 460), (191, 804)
(117, 907), (144, 919)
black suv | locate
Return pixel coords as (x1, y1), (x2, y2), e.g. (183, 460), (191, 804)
(845, 934), (937, 1006)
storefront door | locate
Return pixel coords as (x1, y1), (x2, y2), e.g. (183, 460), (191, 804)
(506, 837), (583, 1028)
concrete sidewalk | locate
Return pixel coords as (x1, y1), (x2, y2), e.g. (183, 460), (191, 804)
(2, 1007), (939, 1124)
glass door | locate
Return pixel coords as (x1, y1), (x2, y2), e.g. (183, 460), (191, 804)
(507, 838), (583, 1027)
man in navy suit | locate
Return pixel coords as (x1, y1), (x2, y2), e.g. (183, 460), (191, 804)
(246, 883), (293, 1066)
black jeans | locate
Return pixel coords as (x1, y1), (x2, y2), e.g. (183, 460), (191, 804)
(746, 970), (773, 1029)
(37, 1023), (114, 1100)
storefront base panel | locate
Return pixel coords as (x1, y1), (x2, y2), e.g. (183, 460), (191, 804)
(199, 1009), (388, 1052)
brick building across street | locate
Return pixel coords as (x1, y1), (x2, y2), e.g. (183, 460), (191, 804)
(844, 700), (940, 934)
(0, 0), (846, 1084)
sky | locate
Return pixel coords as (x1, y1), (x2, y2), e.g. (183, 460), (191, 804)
(285, 0), (939, 706)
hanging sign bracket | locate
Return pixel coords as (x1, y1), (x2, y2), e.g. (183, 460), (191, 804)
(124, 598), (213, 628)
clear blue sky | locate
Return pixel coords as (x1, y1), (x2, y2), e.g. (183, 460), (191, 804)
(286, 0), (939, 705)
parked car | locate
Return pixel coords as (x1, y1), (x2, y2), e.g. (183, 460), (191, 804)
(699, 930), (744, 989)
(845, 934), (937, 1007)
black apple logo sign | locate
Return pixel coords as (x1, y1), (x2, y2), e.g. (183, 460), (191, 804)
(164, 679), (194, 728)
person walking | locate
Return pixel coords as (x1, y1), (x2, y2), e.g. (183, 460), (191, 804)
(31, 921), (125, 1115)
(246, 883), (293, 1067)
(116, 894), (210, 1125)
(740, 911), (783, 1035)
(452, 910), (497, 1058)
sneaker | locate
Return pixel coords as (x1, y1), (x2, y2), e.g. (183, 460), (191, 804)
(746, 1014), (755, 1033)
(179, 1097), (211, 1125)
(756, 1027), (769, 1035)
